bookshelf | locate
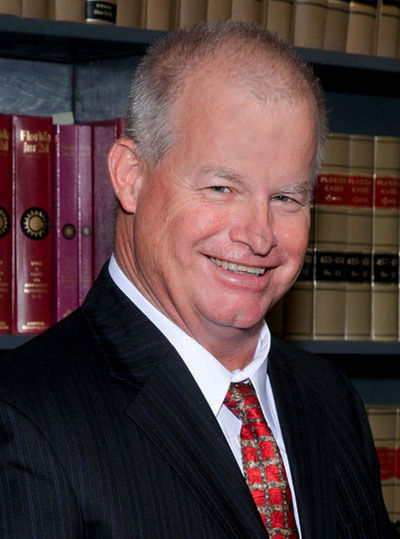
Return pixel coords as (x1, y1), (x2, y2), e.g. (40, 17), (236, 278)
(0, 14), (399, 400)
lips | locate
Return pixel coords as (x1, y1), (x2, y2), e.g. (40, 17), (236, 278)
(209, 256), (266, 276)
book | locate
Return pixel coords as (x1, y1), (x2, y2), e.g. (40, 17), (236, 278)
(323, 0), (349, 50)
(231, 0), (266, 23)
(266, 0), (294, 41)
(283, 205), (315, 340)
(142, 0), (172, 30)
(92, 118), (125, 280)
(116, 0), (142, 27)
(12, 115), (53, 334)
(366, 404), (400, 522)
(313, 133), (349, 340)
(85, 0), (117, 24)
(77, 125), (93, 306)
(0, 0), (22, 15)
(344, 134), (374, 341)
(375, 0), (400, 57)
(346, 0), (378, 55)
(371, 136), (400, 341)
(22, 0), (46, 18)
(47, 0), (85, 21)
(206, 0), (231, 19)
(0, 114), (12, 333)
(53, 124), (80, 322)
(172, 0), (208, 28)
(292, 0), (327, 48)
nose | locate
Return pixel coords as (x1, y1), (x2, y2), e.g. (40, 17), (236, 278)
(229, 199), (277, 256)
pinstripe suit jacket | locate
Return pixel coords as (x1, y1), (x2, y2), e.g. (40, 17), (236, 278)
(0, 266), (393, 538)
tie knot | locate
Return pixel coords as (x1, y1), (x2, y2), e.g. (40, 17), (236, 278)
(224, 381), (263, 422)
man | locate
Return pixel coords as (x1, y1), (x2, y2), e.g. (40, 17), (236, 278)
(0, 21), (393, 538)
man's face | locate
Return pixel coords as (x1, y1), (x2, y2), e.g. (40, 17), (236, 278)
(129, 76), (317, 339)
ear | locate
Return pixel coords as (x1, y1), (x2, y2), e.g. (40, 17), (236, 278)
(108, 137), (143, 214)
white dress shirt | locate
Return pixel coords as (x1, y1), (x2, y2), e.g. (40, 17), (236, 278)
(108, 255), (302, 535)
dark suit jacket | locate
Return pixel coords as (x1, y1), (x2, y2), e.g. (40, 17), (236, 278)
(0, 266), (394, 538)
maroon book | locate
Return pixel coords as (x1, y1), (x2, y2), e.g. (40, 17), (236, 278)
(77, 124), (93, 305)
(91, 118), (125, 280)
(0, 114), (12, 333)
(12, 115), (53, 334)
(53, 124), (79, 322)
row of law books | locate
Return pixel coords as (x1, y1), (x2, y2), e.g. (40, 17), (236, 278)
(366, 404), (400, 524)
(267, 131), (400, 342)
(2, 0), (399, 58)
(0, 113), (124, 334)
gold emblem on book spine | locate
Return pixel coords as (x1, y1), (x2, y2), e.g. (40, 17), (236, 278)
(21, 208), (49, 240)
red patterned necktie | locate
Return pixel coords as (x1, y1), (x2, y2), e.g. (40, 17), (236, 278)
(224, 380), (299, 538)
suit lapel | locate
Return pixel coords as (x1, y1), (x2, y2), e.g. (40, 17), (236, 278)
(82, 267), (267, 537)
(268, 339), (336, 539)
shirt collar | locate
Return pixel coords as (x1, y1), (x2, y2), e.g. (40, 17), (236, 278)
(108, 255), (271, 416)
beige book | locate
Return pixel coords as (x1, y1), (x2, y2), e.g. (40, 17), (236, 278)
(283, 206), (314, 340)
(142, 0), (172, 29)
(85, 0), (117, 24)
(313, 133), (349, 340)
(344, 134), (374, 341)
(266, 0), (293, 41)
(231, 0), (265, 22)
(47, 0), (85, 21)
(22, 0), (46, 18)
(117, 0), (142, 27)
(0, 0), (22, 15)
(323, 0), (350, 50)
(366, 404), (400, 521)
(371, 136), (400, 341)
(172, 0), (207, 29)
(207, 0), (231, 19)
(292, 0), (327, 48)
(375, 0), (400, 57)
(346, 0), (377, 54)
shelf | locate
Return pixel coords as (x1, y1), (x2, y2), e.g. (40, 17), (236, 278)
(0, 15), (166, 63)
(294, 340), (400, 356)
(1, 334), (400, 355)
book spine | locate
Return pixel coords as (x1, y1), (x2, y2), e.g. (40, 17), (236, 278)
(266, 0), (294, 41)
(323, 0), (350, 50)
(92, 118), (125, 280)
(230, 0), (265, 23)
(313, 133), (349, 340)
(78, 125), (93, 305)
(346, 0), (378, 54)
(371, 136), (400, 341)
(0, 114), (12, 333)
(116, 0), (142, 27)
(283, 205), (315, 340)
(292, 0), (328, 48)
(0, 0), (22, 15)
(206, 0), (231, 20)
(366, 404), (399, 521)
(142, 0), (172, 30)
(85, 0), (117, 24)
(345, 135), (374, 341)
(12, 115), (53, 334)
(22, 0), (47, 18)
(47, 0), (85, 21)
(375, 0), (400, 57)
(172, 0), (208, 29)
(53, 125), (79, 323)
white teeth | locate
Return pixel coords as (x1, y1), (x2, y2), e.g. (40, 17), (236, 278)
(210, 257), (266, 276)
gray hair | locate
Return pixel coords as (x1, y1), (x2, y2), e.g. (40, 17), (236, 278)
(124, 20), (327, 179)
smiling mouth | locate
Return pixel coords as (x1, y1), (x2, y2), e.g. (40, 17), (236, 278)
(209, 257), (266, 276)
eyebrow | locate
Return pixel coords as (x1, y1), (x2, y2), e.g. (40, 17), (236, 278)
(197, 165), (244, 182)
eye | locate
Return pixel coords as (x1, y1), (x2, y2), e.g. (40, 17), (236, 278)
(210, 186), (231, 193)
